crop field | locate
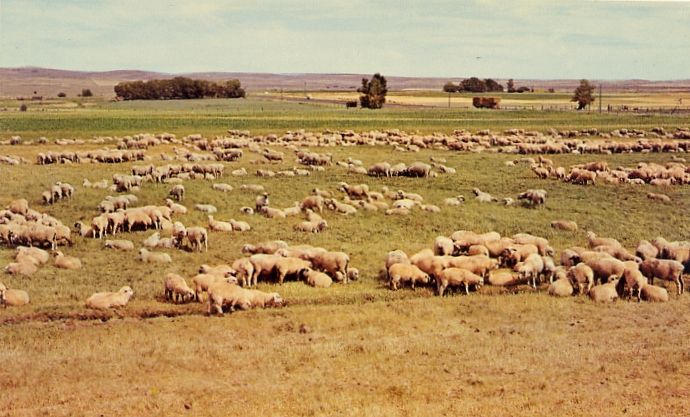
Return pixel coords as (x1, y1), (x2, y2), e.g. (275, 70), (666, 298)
(1, 106), (690, 417)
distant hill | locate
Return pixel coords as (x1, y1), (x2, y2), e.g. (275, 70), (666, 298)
(1, 66), (689, 98)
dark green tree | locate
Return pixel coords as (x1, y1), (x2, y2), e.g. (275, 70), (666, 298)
(484, 78), (504, 92)
(81, 88), (93, 97)
(358, 73), (387, 109)
(57, 92), (66, 98)
(571, 79), (595, 110)
(506, 79), (515, 93)
(443, 81), (459, 93)
(460, 77), (486, 93)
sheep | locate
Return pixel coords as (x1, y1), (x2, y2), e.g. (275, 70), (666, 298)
(338, 182), (369, 199)
(635, 240), (659, 261)
(621, 266), (648, 301)
(588, 278), (621, 303)
(243, 289), (283, 308)
(195, 204), (217, 214)
(437, 268), (484, 296)
(4, 261), (38, 276)
(434, 236), (455, 256)
(249, 254), (282, 285)
(639, 284), (669, 302)
(232, 257), (255, 287)
(185, 227), (208, 252)
(593, 245), (640, 263)
(228, 219), (251, 232)
(165, 198), (188, 215)
(104, 239), (134, 251)
(53, 251), (82, 270)
(164, 273), (195, 303)
(169, 184), (185, 201)
(1, 288), (30, 306)
(586, 231), (622, 249)
(487, 269), (520, 286)
(143, 232), (161, 248)
(388, 263), (430, 290)
(472, 188), (497, 203)
(192, 273), (236, 302)
(208, 216), (234, 232)
(639, 258), (684, 295)
(586, 257), (626, 284)
(242, 240), (288, 255)
(15, 246), (49, 264)
(444, 195), (465, 206)
(567, 263), (595, 295)
(517, 189), (547, 207)
(299, 268), (332, 288)
(300, 195), (324, 213)
(647, 192), (671, 202)
(275, 257), (312, 284)
(86, 286), (134, 309)
(139, 248), (172, 263)
(514, 253), (545, 288)
(207, 282), (250, 314)
(294, 220), (328, 233)
(421, 204), (441, 213)
(312, 251), (350, 282)
(212, 183), (233, 192)
(385, 250), (410, 273)
(512, 233), (554, 257)
(548, 278), (574, 297)
(7, 198), (29, 215)
(550, 220), (578, 232)
(239, 207), (255, 215)
(255, 192), (270, 212)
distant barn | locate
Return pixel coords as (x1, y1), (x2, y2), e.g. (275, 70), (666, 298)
(472, 97), (501, 109)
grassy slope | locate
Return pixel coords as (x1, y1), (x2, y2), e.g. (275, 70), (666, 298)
(2, 97), (690, 138)
(1, 119), (690, 415)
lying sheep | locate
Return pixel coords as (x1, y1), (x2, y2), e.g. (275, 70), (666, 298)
(86, 286), (134, 309)
(195, 204), (217, 214)
(53, 251), (82, 270)
(388, 263), (430, 291)
(1, 288), (30, 306)
(548, 278), (574, 297)
(164, 273), (195, 303)
(104, 239), (134, 251)
(15, 247), (50, 264)
(139, 248), (172, 263)
(437, 268), (484, 296)
(301, 268), (333, 288)
(487, 269), (520, 286)
(639, 284), (669, 302)
(551, 220), (578, 232)
(4, 261), (38, 276)
(588, 278), (621, 303)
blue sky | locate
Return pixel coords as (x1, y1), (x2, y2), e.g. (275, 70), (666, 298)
(1, 0), (689, 79)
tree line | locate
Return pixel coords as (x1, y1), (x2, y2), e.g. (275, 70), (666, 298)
(113, 77), (245, 100)
(443, 77), (532, 93)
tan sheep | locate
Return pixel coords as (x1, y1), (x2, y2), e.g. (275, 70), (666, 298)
(567, 263), (594, 295)
(164, 273), (195, 303)
(639, 284), (669, 302)
(86, 286), (134, 309)
(433, 236), (455, 256)
(586, 231), (622, 249)
(312, 251), (350, 282)
(514, 253), (545, 288)
(301, 268), (333, 288)
(585, 257), (625, 284)
(104, 239), (134, 251)
(15, 246), (50, 264)
(4, 261), (39, 276)
(275, 257), (312, 284)
(635, 240), (659, 261)
(192, 272), (236, 302)
(2, 288), (30, 307)
(388, 263), (430, 290)
(639, 258), (684, 295)
(550, 220), (578, 231)
(621, 267), (648, 301)
(437, 268), (484, 296)
(185, 227), (208, 252)
(208, 216), (234, 232)
(229, 219), (251, 232)
(548, 278), (574, 297)
(207, 282), (251, 314)
(53, 251), (82, 270)
(231, 258), (254, 287)
(588, 278), (621, 303)
(487, 269), (519, 286)
(139, 248), (172, 263)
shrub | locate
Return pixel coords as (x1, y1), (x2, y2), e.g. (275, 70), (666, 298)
(57, 92), (67, 98)
(19, 104), (27, 112)
(81, 89), (93, 97)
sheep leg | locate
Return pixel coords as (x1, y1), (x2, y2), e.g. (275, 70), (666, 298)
(464, 282), (470, 295)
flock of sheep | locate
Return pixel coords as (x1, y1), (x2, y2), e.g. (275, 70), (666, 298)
(1, 127), (689, 315)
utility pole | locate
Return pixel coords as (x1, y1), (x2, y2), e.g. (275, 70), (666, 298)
(599, 84), (601, 113)
(448, 92), (451, 108)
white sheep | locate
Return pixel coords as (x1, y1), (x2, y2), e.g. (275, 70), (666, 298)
(139, 248), (172, 263)
(86, 286), (134, 309)
(164, 273), (195, 303)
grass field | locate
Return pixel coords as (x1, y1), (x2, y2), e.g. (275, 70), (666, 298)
(1, 103), (690, 416)
(2, 96), (690, 139)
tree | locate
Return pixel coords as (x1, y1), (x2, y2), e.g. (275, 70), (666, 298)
(571, 79), (595, 110)
(358, 73), (387, 109)
(57, 92), (66, 98)
(19, 104), (27, 112)
(506, 79), (515, 93)
(81, 88), (93, 97)
(460, 77), (486, 93)
(484, 78), (504, 92)
(443, 81), (459, 93)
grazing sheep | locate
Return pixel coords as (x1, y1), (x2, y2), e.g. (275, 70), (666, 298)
(635, 240), (659, 261)
(548, 278), (574, 297)
(86, 286), (134, 309)
(388, 263), (430, 290)
(301, 268), (333, 288)
(621, 267), (648, 301)
(139, 248), (172, 263)
(184, 227), (208, 252)
(164, 273), (195, 303)
(104, 239), (134, 251)
(437, 268), (484, 296)
(192, 273), (235, 302)
(586, 257), (625, 284)
(514, 253), (545, 288)
(312, 251), (350, 282)
(300, 195), (325, 213)
(206, 282), (251, 314)
(517, 189), (547, 207)
(588, 278), (621, 303)
(586, 231), (622, 249)
(241, 240), (288, 255)
(434, 236), (455, 256)
(567, 263), (595, 295)
(1, 288), (30, 306)
(231, 258), (255, 287)
(53, 251), (82, 270)
(551, 220), (578, 232)
(255, 192), (270, 212)
(275, 257), (312, 284)
(169, 184), (185, 201)
(639, 258), (684, 295)
(639, 284), (669, 302)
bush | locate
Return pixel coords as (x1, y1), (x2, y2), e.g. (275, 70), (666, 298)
(358, 73), (387, 109)
(81, 89), (93, 97)
(19, 104), (27, 112)
(57, 92), (67, 98)
(113, 78), (245, 100)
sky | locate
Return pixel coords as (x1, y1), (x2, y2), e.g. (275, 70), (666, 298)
(1, 0), (689, 80)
